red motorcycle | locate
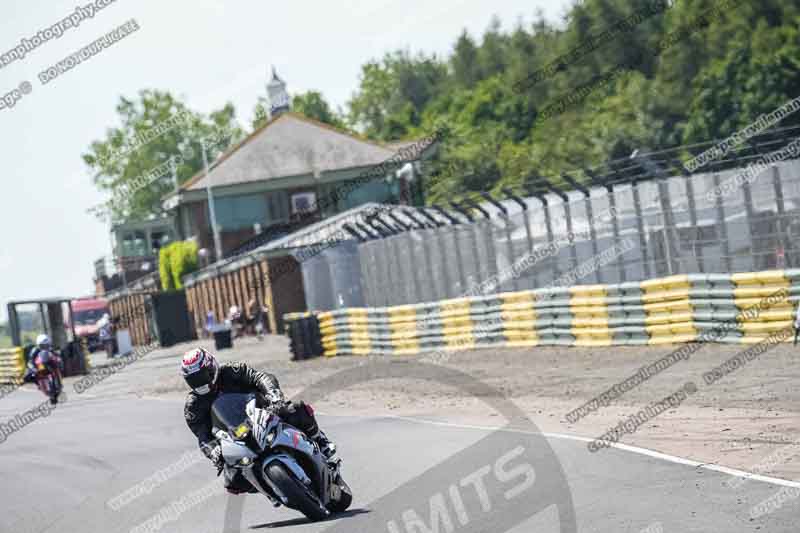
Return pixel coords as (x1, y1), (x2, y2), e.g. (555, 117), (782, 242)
(31, 351), (64, 405)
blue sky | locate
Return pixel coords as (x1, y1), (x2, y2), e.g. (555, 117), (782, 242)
(0, 0), (570, 320)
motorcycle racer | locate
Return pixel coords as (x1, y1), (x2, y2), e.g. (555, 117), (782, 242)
(25, 334), (63, 404)
(181, 347), (335, 494)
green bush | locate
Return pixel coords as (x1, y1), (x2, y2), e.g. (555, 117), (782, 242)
(159, 241), (199, 291)
(159, 245), (175, 291)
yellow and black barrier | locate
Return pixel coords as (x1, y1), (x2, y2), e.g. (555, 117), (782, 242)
(0, 348), (25, 384)
(283, 269), (800, 357)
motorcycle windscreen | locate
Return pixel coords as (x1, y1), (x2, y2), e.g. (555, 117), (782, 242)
(211, 393), (255, 433)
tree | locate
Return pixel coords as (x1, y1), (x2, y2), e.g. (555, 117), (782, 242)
(292, 91), (346, 129)
(682, 14), (800, 144)
(83, 90), (244, 222)
(252, 96), (270, 130)
(347, 51), (448, 140)
(451, 30), (480, 88)
(476, 16), (508, 80)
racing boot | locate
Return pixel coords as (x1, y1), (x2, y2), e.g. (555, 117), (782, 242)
(312, 430), (336, 461)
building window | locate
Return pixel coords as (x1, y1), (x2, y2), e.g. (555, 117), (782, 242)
(121, 231), (148, 257)
(267, 190), (289, 222)
(215, 195), (269, 231)
(319, 178), (396, 215)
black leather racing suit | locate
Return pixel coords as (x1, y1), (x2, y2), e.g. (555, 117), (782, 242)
(183, 362), (320, 492)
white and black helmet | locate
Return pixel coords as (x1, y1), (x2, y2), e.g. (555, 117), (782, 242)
(181, 347), (219, 395)
(35, 334), (51, 349)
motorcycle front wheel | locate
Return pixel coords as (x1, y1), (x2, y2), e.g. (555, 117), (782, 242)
(265, 463), (328, 522)
(49, 375), (62, 405)
(327, 474), (353, 513)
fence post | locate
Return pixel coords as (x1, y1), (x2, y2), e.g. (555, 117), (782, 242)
(540, 199), (559, 280)
(482, 219), (500, 287)
(607, 186), (626, 282)
(521, 209), (537, 289)
(563, 200), (579, 273)
(584, 194), (602, 284)
(386, 235), (407, 304)
(379, 239), (393, 307)
(502, 215), (522, 292)
(772, 165), (791, 268)
(450, 225), (468, 296)
(631, 183), (652, 279)
(741, 177), (757, 271)
(467, 222), (485, 285)
(712, 172), (733, 272)
(404, 232), (424, 302)
(685, 176), (704, 272)
(421, 229), (441, 301)
(357, 243), (377, 307)
(657, 180), (681, 274)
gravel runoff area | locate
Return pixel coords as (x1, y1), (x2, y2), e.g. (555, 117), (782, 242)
(87, 334), (799, 483)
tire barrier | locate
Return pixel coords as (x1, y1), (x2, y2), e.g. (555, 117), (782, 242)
(0, 348), (25, 384)
(292, 269), (800, 357)
(284, 312), (324, 360)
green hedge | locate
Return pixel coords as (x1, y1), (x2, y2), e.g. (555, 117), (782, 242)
(159, 241), (199, 291)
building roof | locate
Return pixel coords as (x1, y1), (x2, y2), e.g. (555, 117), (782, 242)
(181, 113), (413, 192)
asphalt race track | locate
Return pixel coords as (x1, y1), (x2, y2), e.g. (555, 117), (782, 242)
(0, 383), (796, 533)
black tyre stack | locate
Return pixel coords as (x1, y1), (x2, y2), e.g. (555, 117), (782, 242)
(287, 313), (323, 361)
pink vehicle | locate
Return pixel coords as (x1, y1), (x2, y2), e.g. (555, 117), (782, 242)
(70, 298), (112, 352)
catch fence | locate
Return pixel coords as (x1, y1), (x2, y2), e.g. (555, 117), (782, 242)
(300, 159), (800, 310)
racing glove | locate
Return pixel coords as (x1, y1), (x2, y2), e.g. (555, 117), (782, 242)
(202, 441), (224, 469)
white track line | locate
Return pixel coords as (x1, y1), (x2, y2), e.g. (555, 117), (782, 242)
(139, 397), (799, 489)
(357, 413), (800, 490)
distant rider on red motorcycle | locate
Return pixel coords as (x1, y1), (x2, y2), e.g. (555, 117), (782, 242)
(25, 334), (64, 405)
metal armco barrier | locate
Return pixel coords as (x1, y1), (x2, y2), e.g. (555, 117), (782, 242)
(286, 269), (800, 357)
(0, 348), (25, 383)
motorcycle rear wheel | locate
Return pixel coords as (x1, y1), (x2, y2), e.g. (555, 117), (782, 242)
(265, 463), (328, 522)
